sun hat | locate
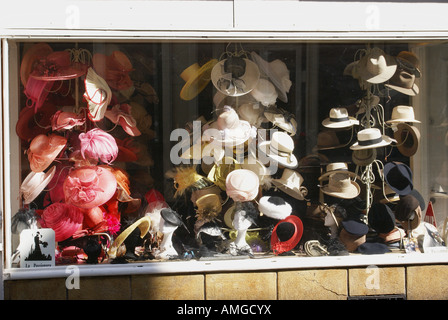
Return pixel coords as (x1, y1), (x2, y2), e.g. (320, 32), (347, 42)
(270, 215), (303, 255)
(264, 107), (297, 136)
(368, 202), (396, 234)
(24, 76), (55, 113)
(356, 47), (397, 84)
(319, 162), (359, 181)
(321, 172), (361, 199)
(16, 102), (58, 142)
(105, 103), (141, 136)
(50, 110), (85, 131)
(40, 202), (84, 242)
(352, 148), (377, 166)
(383, 161), (413, 196)
(393, 123), (420, 157)
(350, 128), (396, 150)
(27, 133), (67, 172)
(385, 69), (419, 96)
(272, 168), (308, 201)
(29, 50), (87, 81)
(92, 51), (133, 90)
(78, 128), (119, 164)
(84, 67), (112, 122)
(180, 59), (218, 101)
(258, 131), (298, 169)
(225, 169), (260, 202)
(211, 56), (260, 97)
(394, 193), (422, 230)
(250, 78), (278, 107)
(250, 51), (292, 103)
(20, 166), (56, 205)
(20, 43), (54, 87)
(395, 51), (421, 78)
(63, 165), (117, 209)
(386, 105), (421, 124)
(258, 196), (292, 220)
(322, 107), (359, 128)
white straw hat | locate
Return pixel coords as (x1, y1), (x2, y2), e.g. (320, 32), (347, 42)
(386, 105), (421, 124)
(350, 128), (396, 150)
(258, 131), (298, 169)
(322, 107), (359, 128)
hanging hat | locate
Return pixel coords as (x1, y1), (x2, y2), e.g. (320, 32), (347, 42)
(386, 105), (421, 124)
(84, 67), (112, 122)
(383, 161), (413, 196)
(250, 51), (292, 103)
(250, 78), (278, 107)
(352, 148), (377, 166)
(20, 166), (56, 205)
(258, 131), (298, 169)
(24, 76), (55, 113)
(20, 43), (54, 87)
(394, 193), (422, 231)
(207, 156), (241, 191)
(16, 102), (58, 142)
(50, 110), (85, 131)
(29, 50), (87, 81)
(78, 128), (119, 164)
(27, 133), (67, 172)
(237, 102), (265, 127)
(271, 215), (303, 255)
(322, 107), (359, 128)
(368, 202), (396, 234)
(356, 47), (397, 84)
(315, 130), (345, 150)
(350, 128), (395, 150)
(195, 194), (223, 222)
(225, 169), (260, 202)
(318, 162), (359, 182)
(385, 69), (419, 96)
(211, 56), (260, 97)
(272, 168), (308, 201)
(396, 51), (421, 78)
(105, 103), (141, 136)
(339, 219), (369, 252)
(393, 123), (420, 157)
(321, 172), (361, 199)
(92, 51), (133, 90)
(258, 196), (292, 220)
(40, 202), (84, 242)
(180, 59), (218, 101)
(264, 107), (297, 136)
(63, 166), (117, 209)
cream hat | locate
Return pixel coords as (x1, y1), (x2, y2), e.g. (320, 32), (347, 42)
(237, 102), (265, 127)
(264, 107), (297, 136)
(225, 169), (260, 202)
(318, 162), (359, 181)
(20, 166), (56, 204)
(357, 47), (397, 84)
(258, 196), (292, 220)
(320, 172), (361, 199)
(386, 105), (421, 124)
(322, 107), (359, 128)
(350, 128), (396, 150)
(272, 168), (308, 201)
(258, 131), (298, 169)
(250, 78), (278, 107)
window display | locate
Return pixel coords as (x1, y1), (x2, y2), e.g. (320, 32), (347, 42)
(6, 41), (448, 271)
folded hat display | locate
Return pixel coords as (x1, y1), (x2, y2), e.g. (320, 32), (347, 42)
(322, 107), (359, 129)
(180, 59), (218, 101)
(271, 215), (303, 255)
(272, 168), (308, 201)
(258, 131), (298, 169)
(51, 110), (85, 131)
(350, 127), (396, 150)
(105, 103), (141, 136)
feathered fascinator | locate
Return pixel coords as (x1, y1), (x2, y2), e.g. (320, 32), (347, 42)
(78, 128), (118, 164)
(11, 208), (39, 234)
(165, 165), (213, 198)
(195, 194), (222, 222)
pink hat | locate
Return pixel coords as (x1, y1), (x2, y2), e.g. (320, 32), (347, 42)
(27, 133), (67, 172)
(24, 77), (55, 113)
(20, 43), (53, 87)
(40, 202), (84, 242)
(29, 50), (87, 81)
(51, 110), (85, 131)
(105, 104), (141, 136)
(78, 128), (118, 164)
(225, 169), (260, 202)
(20, 166), (56, 204)
(16, 102), (58, 142)
(63, 166), (117, 209)
(92, 51), (133, 90)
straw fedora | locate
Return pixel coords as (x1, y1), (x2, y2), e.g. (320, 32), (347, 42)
(272, 168), (308, 201)
(322, 107), (359, 129)
(20, 43), (54, 87)
(393, 123), (420, 157)
(264, 107), (297, 136)
(225, 169), (260, 202)
(211, 56), (260, 97)
(180, 59), (218, 101)
(383, 161), (413, 196)
(357, 47), (397, 84)
(320, 172), (361, 199)
(270, 215), (303, 255)
(258, 131), (298, 169)
(250, 51), (292, 103)
(318, 162), (359, 182)
(250, 78), (278, 107)
(27, 133), (67, 172)
(258, 196), (292, 220)
(20, 166), (56, 205)
(350, 128), (396, 150)
(352, 148), (377, 166)
(386, 105), (421, 124)
(84, 67), (112, 122)
(385, 69), (419, 96)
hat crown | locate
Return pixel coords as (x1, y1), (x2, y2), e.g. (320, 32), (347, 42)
(357, 128), (381, 141)
(326, 162), (348, 172)
(328, 173), (352, 192)
(217, 106), (240, 130)
(362, 48), (389, 75)
(329, 107), (349, 119)
(391, 105), (416, 121)
(282, 169), (304, 187)
(271, 131), (294, 153)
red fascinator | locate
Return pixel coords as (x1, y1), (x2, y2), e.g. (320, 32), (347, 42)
(63, 166), (117, 209)
(270, 215), (303, 255)
(78, 128), (119, 164)
(40, 202), (84, 242)
(27, 133), (67, 172)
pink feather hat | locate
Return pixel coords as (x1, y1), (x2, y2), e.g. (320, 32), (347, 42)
(78, 128), (119, 164)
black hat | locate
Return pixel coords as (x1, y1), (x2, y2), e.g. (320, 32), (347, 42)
(161, 208), (188, 230)
(341, 219), (369, 236)
(357, 242), (391, 255)
(368, 202), (395, 234)
(384, 162), (413, 196)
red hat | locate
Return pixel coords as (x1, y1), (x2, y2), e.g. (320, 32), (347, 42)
(63, 166), (117, 209)
(29, 50), (87, 81)
(270, 215), (303, 255)
(27, 133), (67, 172)
(40, 202), (84, 242)
(20, 43), (53, 87)
(16, 102), (58, 142)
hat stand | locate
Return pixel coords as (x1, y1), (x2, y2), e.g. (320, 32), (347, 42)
(66, 46), (92, 115)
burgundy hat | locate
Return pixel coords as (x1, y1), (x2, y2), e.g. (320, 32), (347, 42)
(40, 202), (84, 242)
(16, 102), (58, 142)
(270, 215), (303, 255)
(29, 50), (88, 81)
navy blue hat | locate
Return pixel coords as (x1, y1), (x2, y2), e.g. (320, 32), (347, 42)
(341, 219), (369, 236)
(357, 242), (391, 254)
(368, 202), (395, 234)
(384, 162), (413, 196)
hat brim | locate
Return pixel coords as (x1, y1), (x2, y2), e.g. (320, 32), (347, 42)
(394, 123), (420, 157)
(385, 83), (419, 96)
(350, 135), (396, 151)
(20, 43), (54, 87)
(21, 166), (56, 204)
(321, 117), (359, 128)
(321, 180), (361, 199)
(270, 215), (303, 254)
(258, 141), (298, 169)
(180, 59), (218, 101)
(272, 179), (307, 200)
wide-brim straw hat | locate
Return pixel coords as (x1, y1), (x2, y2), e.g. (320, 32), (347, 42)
(320, 172), (361, 199)
(350, 128), (396, 150)
(318, 162), (359, 182)
(258, 131), (298, 169)
(272, 168), (308, 201)
(393, 123), (420, 157)
(211, 57), (260, 97)
(357, 47), (397, 84)
(20, 166), (56, 205)
(322, 107), (359, 129)
(386, 105), (421, 124)
(180, 59), (218, 101)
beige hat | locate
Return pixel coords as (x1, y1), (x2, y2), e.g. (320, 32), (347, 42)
(350, 128), (396, 150)
(272, 168), (308, 201)
(250, 78), (278, 107)
(393, 123), (420, 157)
(386, 105), (421, 124)
(322, 107), (359, 128)
(318, 162), (359, 181)
(357, 47), (397, 84)
(20, 166), (56, 204)
(320, 172), (361, 199)
(258, 131), (298, 169)
(264, 107), (297, 136)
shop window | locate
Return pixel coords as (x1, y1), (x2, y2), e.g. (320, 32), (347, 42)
(5, 40), (448, 272)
